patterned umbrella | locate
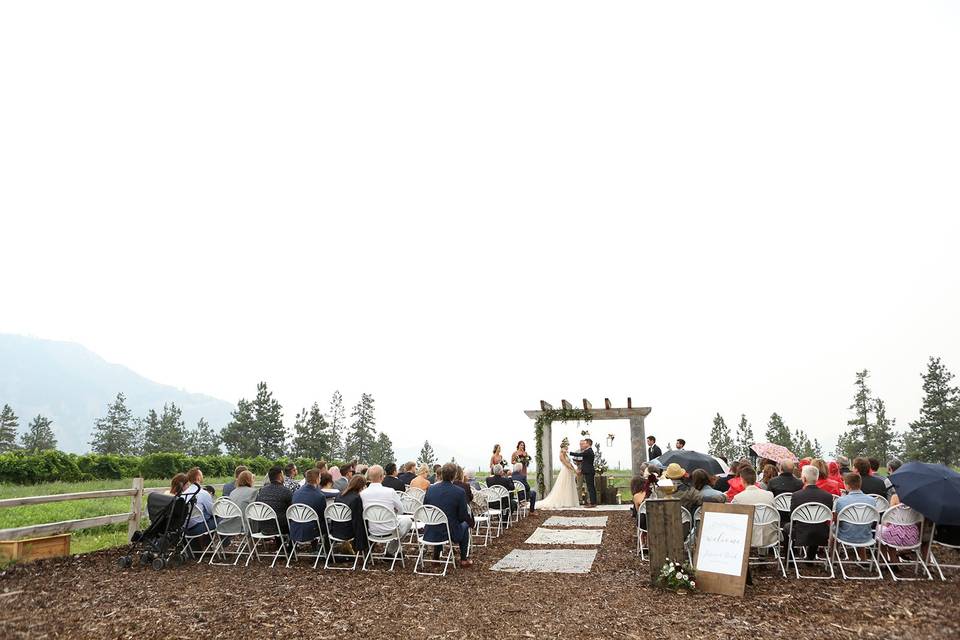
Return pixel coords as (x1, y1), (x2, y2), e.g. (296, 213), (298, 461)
(750, 442), (798, 463)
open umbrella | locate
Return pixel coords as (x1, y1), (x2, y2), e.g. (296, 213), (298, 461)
(648, 450), (724, 475)
(889, 462), (960, 525)
(750, 442), (798, 464)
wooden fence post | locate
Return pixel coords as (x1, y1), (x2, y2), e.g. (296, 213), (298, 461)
(646, 498), (683, 585)
(128, 477), (144, 541)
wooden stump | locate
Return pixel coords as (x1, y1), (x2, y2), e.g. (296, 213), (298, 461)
(646, 498), (683, 584)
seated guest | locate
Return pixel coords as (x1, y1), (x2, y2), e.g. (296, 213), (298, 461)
(330, 474), (368, 554)
(692, 469), (727, 503)
(813, 459), (842, 496)
(724, 459), (752, 501)
(333, 464), (354, 492)
(397, 461), (417, 487)
(878, 493), (920, 560)
(665, 463), (702, 519)
(382, 462), (405, 491)
(204, 485), (216, 499)
(182, 467), (216, 536)
(758, 464), (777, 491)
(485, 464), (517, 513)
(429, 464), (442, 484)
(361, 465), (412, 555)
(424, 462), (474, 568)
(453, 465), (474, 504)
(833, 472), (876, 549)
(222, 465), (248, 497)
(329, 464), (342, 483)
(283, 463), (301, 492)
(768, 460), (802, 496)
(731, 465), (777, 547)
(227, 470), (258, 530)
(713, 460), (735, 493)
(319, 472), (340, 501)
(165, 472), (188, 496)
(827, 461), (844, 487)
(854, 457), (887, 496)
(410, 465), (432, 492)
(787, 465), (834, 560)
(314, 460), (328, 474)
(510, 463), (537, 512)
(632, 468), (661, 527)
(290, 468), (328, 544)
(255, 465), (293, 535)
(836, 455), (850, 474)
(884, 458), (902, 498)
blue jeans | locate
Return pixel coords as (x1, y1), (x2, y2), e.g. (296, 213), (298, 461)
(186, 515), (216, 537)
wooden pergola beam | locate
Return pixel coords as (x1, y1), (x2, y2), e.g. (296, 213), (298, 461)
(604, 398), (613, 410)
(561, 399), (573, 410)
(524, 407), (651, 419)
(540, 400), (553, 411)
(582, 399), (592, 410)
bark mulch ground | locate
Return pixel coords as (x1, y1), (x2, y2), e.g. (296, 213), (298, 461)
(1, 510), (958, 639)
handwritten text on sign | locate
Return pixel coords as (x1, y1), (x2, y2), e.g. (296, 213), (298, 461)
(696, 511), (749, 576)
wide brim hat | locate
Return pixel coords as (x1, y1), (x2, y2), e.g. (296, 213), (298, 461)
(664, 463), (686, 480)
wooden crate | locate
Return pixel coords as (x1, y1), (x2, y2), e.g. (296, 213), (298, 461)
(0, 533), (71, 563)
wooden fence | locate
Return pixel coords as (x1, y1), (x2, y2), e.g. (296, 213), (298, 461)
(0, 479), (223, 543)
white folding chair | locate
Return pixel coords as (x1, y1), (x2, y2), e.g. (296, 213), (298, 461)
(285, 504), (326, 569)
(513, 481), (530, 519)
(635, 502), (648, 559)
(927, 523), (960, 581)
(774, 492), (792, 516)
(787, 502), (834, 579)
(209, 498), (248, 566)
(362, 504), (406, 572)
(831, 503), (882, 580)
(183, 503), (218, 564)
(750, 504), (786, 577)
(681, 507), (694, 565)
(323, 502), (361, 570)
(485, 485), (511, 532)
(413, 504), (468, 576)
(244, 501), (290, 568)
(401, 493), (424, 544)
(406, 487), (426, 502)
(878, 504), (932, 581)
(872, 494), (890, 516)
(471, 490), (493, 547)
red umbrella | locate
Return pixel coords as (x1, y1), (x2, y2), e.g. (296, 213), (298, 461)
(751, 442), (798, 463)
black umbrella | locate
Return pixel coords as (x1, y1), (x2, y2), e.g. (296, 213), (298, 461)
(647, 450), (724, 475)
(889, 462), (960, 525)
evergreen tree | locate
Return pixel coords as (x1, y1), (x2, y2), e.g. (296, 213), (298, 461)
(707, 413), (736, 461)
(20, 414), (57, 452)
(90, 393), (139, 455)
(0, 404), (20, 452)
(369, 431), (396, 466)
(344, 393), (377, 462)
(418, 440), (437, 466)
(187, 418), (222, 456)
(870, 397), (899, 463)
(792, 427), (822, 458)
(837, 369), (872, 458)
(251, 382), (286, 458)
(291, 403), (334, 460)
(905, 357), (960, 465)
(141, 403), (190, 453)
(734, 414), (754, 460)
(140, 409), (164, 454)
(221, 398), (259, 457)
(328, 390), (346, 459)
(764, 412), (794, 450)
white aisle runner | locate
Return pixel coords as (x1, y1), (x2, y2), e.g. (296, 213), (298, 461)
(490, 512), (609, 574)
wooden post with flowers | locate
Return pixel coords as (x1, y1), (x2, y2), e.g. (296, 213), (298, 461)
(646, 498), (684, 585)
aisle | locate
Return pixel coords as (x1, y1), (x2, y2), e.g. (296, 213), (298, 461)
(489, 512), (610, 574)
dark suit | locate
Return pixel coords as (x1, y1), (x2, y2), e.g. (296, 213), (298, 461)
(255, 482), (292, 535)
(860, 473), (887, 497)
(424, 481), (473, 558)
(648, 444), (662, 460)
(788, 485), (833, 560)
(569, 447), (597, 505)
(397, 472), (416, 487)
(768, 472), (803, 496)
(290, 483), (328, 543)
(713, 474), (731, 493)
(510, 472), (537, 511)
(382, 475), (405, 491)
(485, 475), (517, 516)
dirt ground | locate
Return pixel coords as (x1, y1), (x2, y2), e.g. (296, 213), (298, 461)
(1, 510), (958, 639)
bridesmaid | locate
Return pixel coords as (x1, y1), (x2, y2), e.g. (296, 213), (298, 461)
(490, 444), (503, 472)
(511, 441), (530, 476)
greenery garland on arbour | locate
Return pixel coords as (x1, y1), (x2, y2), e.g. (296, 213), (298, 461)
(534, 408), (593, 497)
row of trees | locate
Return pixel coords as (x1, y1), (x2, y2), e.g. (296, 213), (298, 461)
(707, 412), (822, 462)
(0, 406), (57, 453)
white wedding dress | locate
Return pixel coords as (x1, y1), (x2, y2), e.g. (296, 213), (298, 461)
(537, 450), (581, 509)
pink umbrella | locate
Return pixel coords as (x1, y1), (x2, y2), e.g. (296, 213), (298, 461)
(751, 442), (798, 464)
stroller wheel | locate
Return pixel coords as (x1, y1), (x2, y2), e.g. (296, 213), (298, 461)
(142, 551), (155, 564)
(118, 555), (133, 569)
(152, 557), (166, 571)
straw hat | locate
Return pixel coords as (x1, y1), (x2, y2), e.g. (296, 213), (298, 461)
(664, 463), (686, 480)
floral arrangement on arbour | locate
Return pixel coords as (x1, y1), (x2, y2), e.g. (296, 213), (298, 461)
(657, 557), (696, 592)
(533, 408), (592, 497)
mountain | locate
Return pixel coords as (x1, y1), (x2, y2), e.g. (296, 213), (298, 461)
(0, 334), (235, 453)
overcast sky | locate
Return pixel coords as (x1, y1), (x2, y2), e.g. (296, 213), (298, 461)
(2, 2), (958, 471)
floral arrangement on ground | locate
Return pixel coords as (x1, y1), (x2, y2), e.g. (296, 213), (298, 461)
(658, 558), (696, 592)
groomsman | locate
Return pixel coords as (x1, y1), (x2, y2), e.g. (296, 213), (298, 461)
(647, 435), (662, 461)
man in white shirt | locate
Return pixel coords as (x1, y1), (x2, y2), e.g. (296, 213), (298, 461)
(731, 465), (777, 548)
(361, 465), (413, 554)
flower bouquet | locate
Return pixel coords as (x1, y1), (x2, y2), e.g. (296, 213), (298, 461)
(657, 557), (696, 593)
(515, 453), (531, 467)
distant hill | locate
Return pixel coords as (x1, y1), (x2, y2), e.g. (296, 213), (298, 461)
(0, 334), (235, 453)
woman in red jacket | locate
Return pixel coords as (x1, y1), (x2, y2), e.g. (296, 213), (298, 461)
(813, 458), (842, 496)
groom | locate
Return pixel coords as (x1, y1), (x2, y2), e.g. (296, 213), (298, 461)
(569, 439), (597, 508)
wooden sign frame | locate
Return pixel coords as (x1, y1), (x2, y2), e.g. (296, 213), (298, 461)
(693, 502), (754, 597)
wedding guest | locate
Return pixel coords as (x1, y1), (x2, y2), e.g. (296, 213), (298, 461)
(330, 474), (368, 554)
(424, 463), (474, 568)
(329, 464), (342, 483)
(854, 457), (887, 496)
(731, 466), (777, 547)
(283, 463), (300, 492)
(833, 472), (876, 548)
(182, 467), (216, 536)
(813, 459), (842, 496)
(885, 458), (903, 498)
(228, 470), (258, 528)
(490, 444), (504, 473)
(768, 460), (802, 496)
(632, 468), (662, 533)
(410, 465), (431, 492)
(452, 465), (474, 504)
(382, 462), (405, 491)
(511, 441), (531, 476)
(664, 463), (701, 526)
(319, 472), (340, 501)
(361, 465), (412, 555)
(692, 469), (726, 503)
(878, 493), (920, 564)
(868, 457), (881, 475)
(646, 435), (662, 461)
(222, 465), (248, 497)
(713, 460), (736, 493)
(725, 460), (752, 501)
(397, 462), (417, 487)
(758, 464), (777, 490)
(291, 468), (328, 543)
(787, 465), (833, 561)
(675, 438), (686, 450)
(333, 464), (354, 492)
(827, 461), (844, 487)
(429, 464), (442, 484)
(314, 460), (328, 475)
(485, 464), (516, 516)
(836, 455), (851, 474)
(510, 463), (536, 512)
(165, 473), (188, 496)
(255, 466), (293, 535)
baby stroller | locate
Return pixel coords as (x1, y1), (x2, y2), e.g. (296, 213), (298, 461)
(119, 487), (196, 570)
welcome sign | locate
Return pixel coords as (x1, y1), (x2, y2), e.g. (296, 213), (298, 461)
(694, 503), (755, 596)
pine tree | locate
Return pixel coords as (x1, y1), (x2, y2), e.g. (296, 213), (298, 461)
(837, 370), (872, 458)
(870, 397), (899, 463)
(418, 440), (437, 466)
(141, 403), (189, 453)
(328, 390), (346, 459)
(905, 357), (960, 465)
(369, 432), (396, 466)
(764, 413), (794, 450)
(140, 409), (164, 454)
(707, 413), (736, 461)
(291, 403), (334, 460)
(734, 414), (754, 460)
(251, 382), (286, 458)
(221, 398), (259, 457)
(792, 427), (821, 458)
(90, 393), (140, 455)
(344, 393), (377, 462)
(0, 404), (20, 452)
(20, 414), (57, 452)
(187, 418), (222, 456)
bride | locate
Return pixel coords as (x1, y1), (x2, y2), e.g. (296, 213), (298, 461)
(537, 439), (581, 509)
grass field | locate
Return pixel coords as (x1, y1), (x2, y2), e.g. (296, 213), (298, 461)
(0, 477), (232, 556)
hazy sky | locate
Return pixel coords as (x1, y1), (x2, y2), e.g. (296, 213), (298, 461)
(2, 2), (958, 470)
